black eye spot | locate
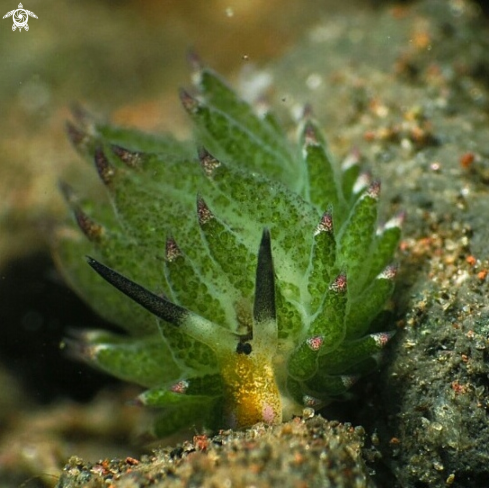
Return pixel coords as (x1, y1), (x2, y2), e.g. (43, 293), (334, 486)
(236, 342), (252, 355)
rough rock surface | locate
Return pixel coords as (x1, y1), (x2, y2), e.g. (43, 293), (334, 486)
(266, 1), (489, 486)
(56, 414), (373, 488)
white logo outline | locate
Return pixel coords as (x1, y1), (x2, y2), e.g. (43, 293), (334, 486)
(3, 3), (38, 32)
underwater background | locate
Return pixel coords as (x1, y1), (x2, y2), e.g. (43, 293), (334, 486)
(1, 1), (489, 487)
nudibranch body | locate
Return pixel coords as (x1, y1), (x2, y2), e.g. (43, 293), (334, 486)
(55, 62), (400, 436)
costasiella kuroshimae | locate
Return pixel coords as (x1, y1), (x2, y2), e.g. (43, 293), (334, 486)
(54, 59), (401, 436)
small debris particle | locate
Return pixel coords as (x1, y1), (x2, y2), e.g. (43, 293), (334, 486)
(302, 407), (315, 419)
(433, 460), (444, 471)
(371, 432), (380, 446)
(430, 161), (441, 172)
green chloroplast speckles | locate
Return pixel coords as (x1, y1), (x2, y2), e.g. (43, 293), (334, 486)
(54, 60), (402, 437)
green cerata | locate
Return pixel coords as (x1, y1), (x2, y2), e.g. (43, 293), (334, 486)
(54, 58), (401, 437)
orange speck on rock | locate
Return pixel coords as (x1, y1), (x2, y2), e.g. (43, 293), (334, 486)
(460, 152), (475, 169)
(293, 452), (305, 465)
(390, 6), (409, 19)
(413, 30), (431, 50)
(364, 130), (376, 142)
(451, 380), (468, 395)
(477, 269), (488, 281)
(466, 255), (476, 266)
(193, 434), (209, 452)
(399, 240), (410, 252)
